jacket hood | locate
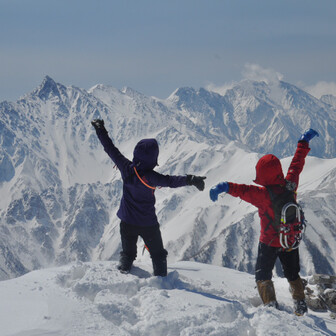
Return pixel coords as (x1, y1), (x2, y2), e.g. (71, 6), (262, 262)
(133, 138), (159, 170)
(253, 154), (285, 186)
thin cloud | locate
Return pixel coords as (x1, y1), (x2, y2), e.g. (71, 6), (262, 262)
(304, 81), (336, 99)
(206, 64), (284, 96)
(205, 81), (237, 96)
(242, 63), (284, 84)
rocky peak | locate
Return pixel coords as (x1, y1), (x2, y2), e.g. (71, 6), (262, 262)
(35, 76), (61, 100)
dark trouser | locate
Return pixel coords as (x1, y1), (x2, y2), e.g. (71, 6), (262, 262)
(255, 242), (300, 282)
(119, 221), (168, 275)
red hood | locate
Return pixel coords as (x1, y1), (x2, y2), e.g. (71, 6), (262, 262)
(253, 154), (285, 186)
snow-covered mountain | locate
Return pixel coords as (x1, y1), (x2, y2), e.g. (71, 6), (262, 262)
(0, 76), (336, 280)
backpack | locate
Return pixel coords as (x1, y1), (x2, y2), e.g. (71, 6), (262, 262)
(265, 181), (306, 251)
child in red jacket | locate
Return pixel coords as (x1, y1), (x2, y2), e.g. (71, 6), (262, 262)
(210, 129), (319, 315)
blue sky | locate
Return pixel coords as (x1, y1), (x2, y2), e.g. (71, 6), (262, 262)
(0, 0), (335, 101)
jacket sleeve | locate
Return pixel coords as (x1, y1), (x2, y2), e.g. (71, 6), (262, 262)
(95, 128), (131, 173)
(228, 182), (268, 209)
(285, 141), (311, 189)
(150, 171), (188, 188)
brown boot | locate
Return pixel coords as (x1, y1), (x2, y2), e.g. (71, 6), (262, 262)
(289, 277), (307, 315)
(289, 277), (305, 301)
(257, 280), (278, 307)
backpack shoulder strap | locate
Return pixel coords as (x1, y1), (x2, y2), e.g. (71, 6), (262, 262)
(265, 186), (289, 233)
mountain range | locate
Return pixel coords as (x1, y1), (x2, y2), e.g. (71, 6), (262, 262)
(0, 76), (335, 280)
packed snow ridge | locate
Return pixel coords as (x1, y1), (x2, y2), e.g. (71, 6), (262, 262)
(0, 261), (335, 336)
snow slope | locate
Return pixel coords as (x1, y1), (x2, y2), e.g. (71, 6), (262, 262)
(0, 261), (335, 336)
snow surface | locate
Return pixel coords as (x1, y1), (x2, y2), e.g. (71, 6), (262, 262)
(0, 261), (335, 336)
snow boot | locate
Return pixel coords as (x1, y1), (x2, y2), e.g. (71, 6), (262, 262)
(152, 258), (167, 276)
(117, 252), (134, 274)
(294, 299), (308, 316)
(257, 280), (279, 308)
(289, 277), (305, 300)
(152, 251), (168, 277)
(289, 277), (307, 315)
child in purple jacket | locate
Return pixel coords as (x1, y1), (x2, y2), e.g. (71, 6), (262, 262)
(92, 119), (206, 276)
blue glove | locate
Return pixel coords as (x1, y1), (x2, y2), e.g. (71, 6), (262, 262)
(210, 182), (229, 202)
(299, 128), (319, 142)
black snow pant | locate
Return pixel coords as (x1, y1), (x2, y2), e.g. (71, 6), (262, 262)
(255, 242), (300, 282)
(119, 221), (168, 276)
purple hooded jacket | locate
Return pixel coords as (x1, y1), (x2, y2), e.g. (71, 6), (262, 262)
(96, 128), (188, 226)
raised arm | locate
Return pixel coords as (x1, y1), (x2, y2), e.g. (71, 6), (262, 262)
(286, 128), (318, 187)
(91, 119), (131, 173)
(149, 171), (206, 190)
(210, 181), (267, 208)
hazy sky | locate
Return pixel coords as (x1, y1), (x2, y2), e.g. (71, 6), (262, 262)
(0, 0), (335, 101)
